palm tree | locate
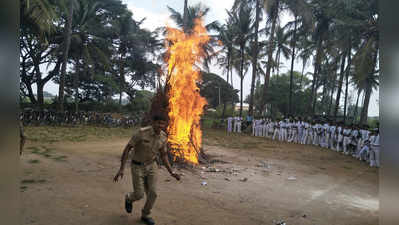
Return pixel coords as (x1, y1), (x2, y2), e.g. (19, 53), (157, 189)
(22, 0), (56, 36)
(58, 0), (78, 112)
(167, 3), (220, 70)
(68, 0), (110, 113)
(261, 0), (280, 112)
(273, 26), (291, 77)
(284, 0), (312, 115)
(232, 0), (263, 117)
(217, 21), (236, 117)
(228, 5), (253, 117)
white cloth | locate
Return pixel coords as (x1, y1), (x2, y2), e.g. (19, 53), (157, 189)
(370, 134), (380, 167)
(227, 117), (233, 132)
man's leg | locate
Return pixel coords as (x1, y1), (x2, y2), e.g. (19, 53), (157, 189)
(141, 163), (158, 224)
(127, 165), (145, 213)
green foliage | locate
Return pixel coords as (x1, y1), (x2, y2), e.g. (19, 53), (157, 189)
(125, 90), (154, 113)
(199, 72), (239, 108)
(247, 71), (312, 117)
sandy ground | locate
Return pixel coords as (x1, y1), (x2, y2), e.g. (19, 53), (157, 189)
(20, 129), (378, 225)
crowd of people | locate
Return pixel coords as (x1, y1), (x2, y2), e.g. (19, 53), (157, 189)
(226, 116), (380, 168)
(20, 109), (141, 127)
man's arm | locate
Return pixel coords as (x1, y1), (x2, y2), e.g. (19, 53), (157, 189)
(113, 144), (133, 182)
(160, 146), (180, 181)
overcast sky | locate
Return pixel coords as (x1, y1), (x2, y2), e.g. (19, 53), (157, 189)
(40, 0), (379, 116)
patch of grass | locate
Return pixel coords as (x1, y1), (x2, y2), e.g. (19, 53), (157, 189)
(28, 159), (40, 164)
(21, 179), (46, 184)
(29, 146), (41, 154)
(20, 186), (28, 192)
(53, 155), (68, 162)
(21, 179), (36, 184)
(25, 125), (134, 143)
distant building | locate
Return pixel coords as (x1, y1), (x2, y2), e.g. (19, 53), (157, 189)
(234, 103), (249, 111)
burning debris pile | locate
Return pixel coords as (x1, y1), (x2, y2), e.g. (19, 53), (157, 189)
(149, 19), (210, 165)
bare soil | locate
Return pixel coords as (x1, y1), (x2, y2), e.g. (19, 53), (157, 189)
(21, 127), (378, 225)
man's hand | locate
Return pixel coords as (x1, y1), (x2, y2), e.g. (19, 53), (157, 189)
(113, 169), (124, 182)
(171, 172), (181, 181)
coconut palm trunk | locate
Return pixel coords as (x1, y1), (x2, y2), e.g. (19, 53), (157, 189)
(58, 0), (74, 112)
(310, 38), (322, 116)
(262, 4), (278, 113)
(239, 43), (245, 118)
(222, 50), (231, 118)
(352, 89), (361, 123)
(343, 46), (352, 123)
(334, 52), (347, 121)
(248, 0), (260, 117)
(288, 15), (298, 116)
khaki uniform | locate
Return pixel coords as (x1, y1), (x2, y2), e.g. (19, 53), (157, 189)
(126, 126), (167, 217)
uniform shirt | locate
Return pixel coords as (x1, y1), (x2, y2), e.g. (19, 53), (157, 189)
(351, 129), (359, 138)
(371, 134), (380, 147)
(343, 128), (351, 137)
(360, 129), (370, 140)
(324, 123), (329, 134)
(128, 126), (168, 163)
(279, 121), (286, 129)
(336, 126), (342, 135)
(329, 125), (336, 135)
(298, 121), (304, 130)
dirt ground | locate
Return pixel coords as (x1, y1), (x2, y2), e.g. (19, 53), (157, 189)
(20, 127), (378, 225)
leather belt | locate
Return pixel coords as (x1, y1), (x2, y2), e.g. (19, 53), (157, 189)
(132, 159), (155, 166)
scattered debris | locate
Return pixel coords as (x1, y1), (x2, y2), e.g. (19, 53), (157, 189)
(287, 176), (297, 181)
(206, 167), (225, 172)
(239, 177), (248, 182)
(224, 177), (231, 181)
(201, 181), (207, 186)
(165, 179), (171, 182)
(256, 161), (271, 169)
(302, 214), (307, 218)
(274, 220), (286, 225)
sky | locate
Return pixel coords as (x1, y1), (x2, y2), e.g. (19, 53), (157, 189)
(39, 0), (379, 116)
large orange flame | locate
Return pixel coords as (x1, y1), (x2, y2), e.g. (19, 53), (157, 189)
(165, 19), (209, 164)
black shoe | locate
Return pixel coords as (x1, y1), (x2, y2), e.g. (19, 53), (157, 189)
(125, 194), (132, 213)
(141, 216), (155, 225)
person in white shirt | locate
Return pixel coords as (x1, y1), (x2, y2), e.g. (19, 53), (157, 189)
(342, 125), (352, 155)
(252, 119), (256, 136)
(350, 125), (360, 157)
(273, 120), (280, 140)
(322, 121), (330, 148)
(289, 119), (299, 143)
(328, 122), (336, 150)
(298, 118), (304, 144)
(358, 125), (370, 153)
(312, 121), (320, 146)
(262, 119), (268, 137)
(279, 119), (286, 141)
(301, 120), (310, 144)
(237, 117), (242, 133)
(286, 119), (292, 142)
(369, 128), (380, 167)
(358, 131), (373, 161)
(336, 122), (343, 152)
(268, 120), (274, 138)
(227, 117), (233, 133)
(233, 117), (238, 133)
